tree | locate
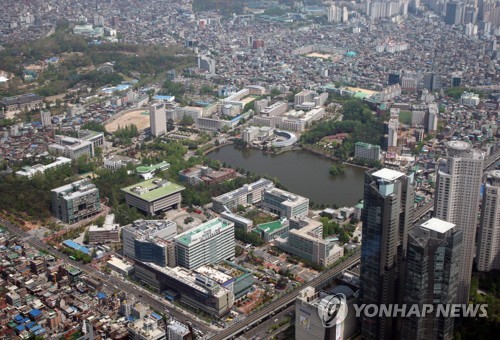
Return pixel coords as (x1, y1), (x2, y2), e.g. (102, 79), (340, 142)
(180, 114), (194, 126)
(167, 118), (175, 131)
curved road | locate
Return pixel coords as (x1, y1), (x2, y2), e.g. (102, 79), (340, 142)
(212, 253), (361, 340)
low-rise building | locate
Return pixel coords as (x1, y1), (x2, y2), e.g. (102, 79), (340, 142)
(167, 321), (192, 340)
(104, 155), (141, 170)
(253, 218), (289, 242)
(135, 262), (234, 317)
(127, 316), (165, 340)
(16, 157), (72, 178)
(212, 178), (274, 213)
(0, 93), (43, 116)
(220, 212), (253, 232)
(77, 130), (104, 150)
(48, 135), (94, 160)
(121, 178), (185, 215)
(107, 256), (134, 276)
(88, 214), (120, 244)
(276, 217), (344, 266)
(262, 187), (309, 219)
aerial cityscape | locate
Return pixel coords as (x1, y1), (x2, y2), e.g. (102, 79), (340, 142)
(0, 0), (499, 339)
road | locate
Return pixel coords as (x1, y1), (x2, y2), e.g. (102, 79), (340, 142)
(240, 305), (294, 340)
(0, 217), (214, 336)
(212, 253), (361, 340)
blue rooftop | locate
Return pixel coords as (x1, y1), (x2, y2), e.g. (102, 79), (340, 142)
(13, 314), (23, 323)
(63, 240), (90, 255)
(26, 322), (37, 330)
(150, 312), (162, 321)
(15, 325), (25, 332)
(153, 95), (175, 101)
(97, 292), (107, 300)
(29, 309), (41, 318)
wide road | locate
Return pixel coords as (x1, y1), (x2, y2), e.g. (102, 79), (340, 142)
(212, 253), (361, 340)
(0, 217), (214, 335)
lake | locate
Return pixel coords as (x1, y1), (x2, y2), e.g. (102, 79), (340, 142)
(207, 145), (366, 207)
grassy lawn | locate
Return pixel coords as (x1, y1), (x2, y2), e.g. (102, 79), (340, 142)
(399, 110), (412, 125)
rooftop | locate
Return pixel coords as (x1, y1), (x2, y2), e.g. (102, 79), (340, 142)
(213, 178), (274, 204)
(255, 218), (287, 233)
(372, 168), (405, 181)
(121, 177), (184, 202)
(420, 218), (455, 234)
(175, 218), (233, 246)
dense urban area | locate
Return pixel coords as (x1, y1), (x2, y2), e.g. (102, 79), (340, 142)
(0, 0), (499, 339)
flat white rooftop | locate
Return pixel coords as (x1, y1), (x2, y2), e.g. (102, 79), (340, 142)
(420, 218), (455, 234)
(373, 168), (405, 181)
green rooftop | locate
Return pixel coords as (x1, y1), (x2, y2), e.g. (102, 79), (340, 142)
(121, 177), (185, 202)
(254, 219), (286, 234)
(175, 218), (232, 246)
(136, 161), (170, 174)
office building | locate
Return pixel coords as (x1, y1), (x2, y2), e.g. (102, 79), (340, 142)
(294, 90), (316, 105)
(150, 102), (166, 137)
(261, 101), (288, 116)
(388, 72), (401, 85)
(253, 218), (289, 242)
(48, 135), (94, 160)
(121, 178), (185, 215)
(295, 285), (359, 340)
(445, 1), (464, 25)
(197, 55), (216, 75)
(174, 218), (235, 269)
(276, 217), (344, 266)
(0, 93), (43, 116)
(262, 187), (309, 219)
(354, 142), (381, 161)
(88, 214), (120, 244)
(16, 156), (71, 178)
(77, 129), (104, 150)
(167, 321), (192, 340)
(360, 168), (415, 339)
(195, 261), (254, 299)
(51, 179), (101, 224)
(434, 141), (484, 303)
(103, 155), (141, 170)
(135, 262), (234, 316)
(122, 219), (177, 267)
(402, 218), (462, 340)
(212, 178), (274, 213)
(477, 171), (500, 272)
(220, 212), (253, 232)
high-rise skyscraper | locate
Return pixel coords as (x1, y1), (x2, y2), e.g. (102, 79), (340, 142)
(360, 168), (415, 339)
(434, 141), (484, 303)
(477, 170), (500, 272)
(402, 218), (462, 340)
(149, 102), (166, 137)
(445, 1), (465, 25)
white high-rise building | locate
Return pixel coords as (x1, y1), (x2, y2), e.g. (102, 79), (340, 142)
(150, 102), (166, 137)
(174, 218), (235, 269)
(477, 170), (500, 272)
(434, 141), (484, 303)
(387, 118), (399, 148)
(41, 110), (51, 127)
